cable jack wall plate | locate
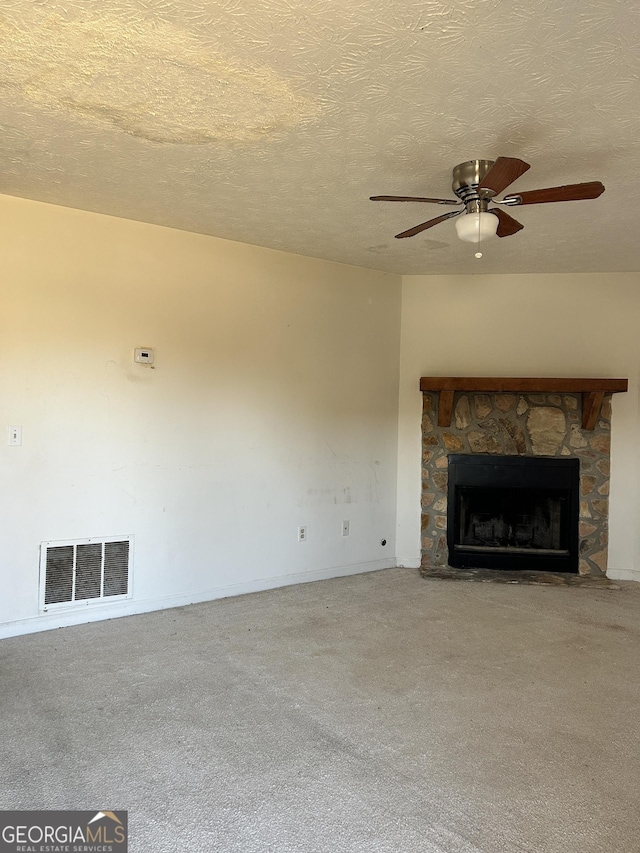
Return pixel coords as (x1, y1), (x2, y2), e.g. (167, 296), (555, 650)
(134, 347), (155, 366)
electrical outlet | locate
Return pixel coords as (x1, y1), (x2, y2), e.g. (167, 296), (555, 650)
(342, 520), (350, 536)
(298, 526), (307, 542)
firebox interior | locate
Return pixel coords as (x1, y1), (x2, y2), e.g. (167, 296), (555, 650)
(447, 454), (579, 572)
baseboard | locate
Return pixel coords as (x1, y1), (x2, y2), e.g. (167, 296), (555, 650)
(395, 556), (421, 569)
(606, 568), (640, 582)
(0, 558), (397, 640)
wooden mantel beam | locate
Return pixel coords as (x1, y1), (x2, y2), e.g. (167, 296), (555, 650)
(419, 377), (628, 430)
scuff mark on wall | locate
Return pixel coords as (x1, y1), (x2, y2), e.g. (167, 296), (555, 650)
(0, 9), (320, 143)
(369, 461), (380, 502)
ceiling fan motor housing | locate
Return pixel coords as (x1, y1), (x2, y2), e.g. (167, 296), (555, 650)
(452, 159), (496, 204)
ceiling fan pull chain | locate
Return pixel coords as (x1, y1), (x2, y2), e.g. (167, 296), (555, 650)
(475, 213), (483, 258)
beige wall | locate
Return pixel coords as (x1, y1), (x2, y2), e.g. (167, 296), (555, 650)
(4, 196), (639, 638)
(396, 273), (640, 579)
(0, 195), (401, 636)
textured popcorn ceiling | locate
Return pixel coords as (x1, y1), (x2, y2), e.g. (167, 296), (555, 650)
(0, 0), (639, 274)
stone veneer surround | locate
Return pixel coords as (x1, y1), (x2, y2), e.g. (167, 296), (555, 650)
(421, 392), (612, 576)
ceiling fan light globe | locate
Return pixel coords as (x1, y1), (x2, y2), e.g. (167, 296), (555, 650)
(455, 212), (498, 243)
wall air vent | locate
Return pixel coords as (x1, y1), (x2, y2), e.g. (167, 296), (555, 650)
(39, 536), (132, 611)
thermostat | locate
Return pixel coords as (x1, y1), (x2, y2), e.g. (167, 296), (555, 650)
(134, 347), (155, 366)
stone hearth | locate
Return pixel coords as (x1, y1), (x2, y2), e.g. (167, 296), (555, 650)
(421, 391), (614, 577)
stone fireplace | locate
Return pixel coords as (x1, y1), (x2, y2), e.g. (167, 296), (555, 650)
(420, 378), (628, 577)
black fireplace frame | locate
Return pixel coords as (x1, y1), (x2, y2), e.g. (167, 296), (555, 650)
(447, 454), (580, 573)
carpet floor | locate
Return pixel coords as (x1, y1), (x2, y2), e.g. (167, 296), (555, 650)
(1, 567), (639, 852)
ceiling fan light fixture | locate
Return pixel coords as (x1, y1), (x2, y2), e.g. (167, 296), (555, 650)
(455, 211), (498, 243)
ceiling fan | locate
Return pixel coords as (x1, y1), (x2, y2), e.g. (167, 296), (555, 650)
(370, 157), (605, 249)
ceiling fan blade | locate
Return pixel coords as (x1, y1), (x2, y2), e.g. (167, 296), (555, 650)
(370, 195), (460, 205)
(503, 181), (605, 205)
(395, 210), (462, 239)
(491, 208), (524, 237)
(478, 156), (531, 195)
